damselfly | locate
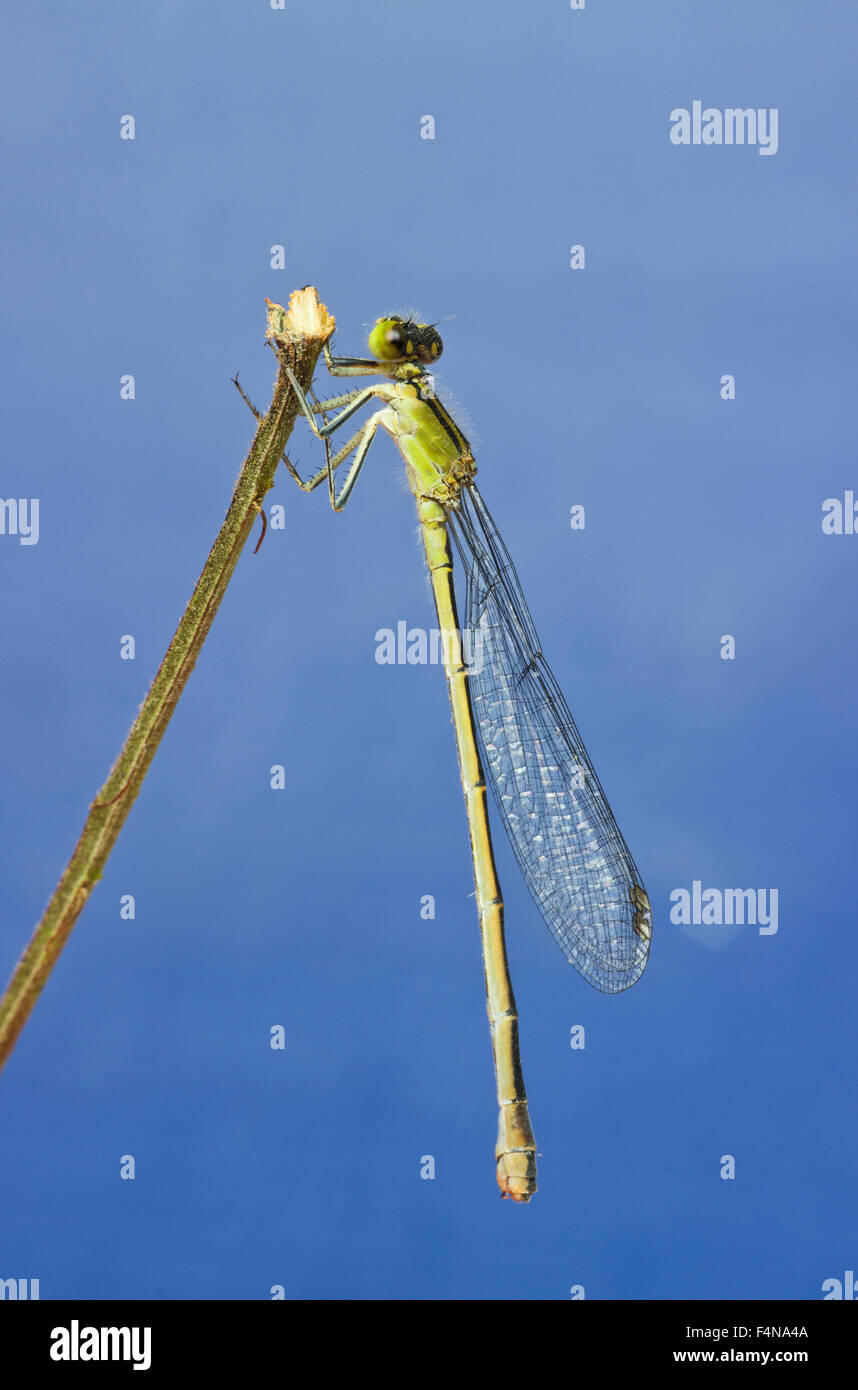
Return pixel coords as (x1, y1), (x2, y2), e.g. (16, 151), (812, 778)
(241, 315), (652, 1202)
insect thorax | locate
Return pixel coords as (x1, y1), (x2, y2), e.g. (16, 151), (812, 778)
(429, 454), (477, 507)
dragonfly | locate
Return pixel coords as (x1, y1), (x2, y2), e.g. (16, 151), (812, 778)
(239, 315), (652, 1202)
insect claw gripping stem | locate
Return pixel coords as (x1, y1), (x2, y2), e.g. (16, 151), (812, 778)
(252, 502), (268, 554)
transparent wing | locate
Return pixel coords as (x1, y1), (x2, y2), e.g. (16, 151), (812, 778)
(448, 485), (652, 993)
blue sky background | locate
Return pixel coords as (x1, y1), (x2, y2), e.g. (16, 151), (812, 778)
(1, 1), (855, 1300)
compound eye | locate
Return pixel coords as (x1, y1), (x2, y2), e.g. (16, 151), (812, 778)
(368, 316), (412, 361)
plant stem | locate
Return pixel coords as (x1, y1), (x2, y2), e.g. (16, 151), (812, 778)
(0, 287), (335, 1072)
